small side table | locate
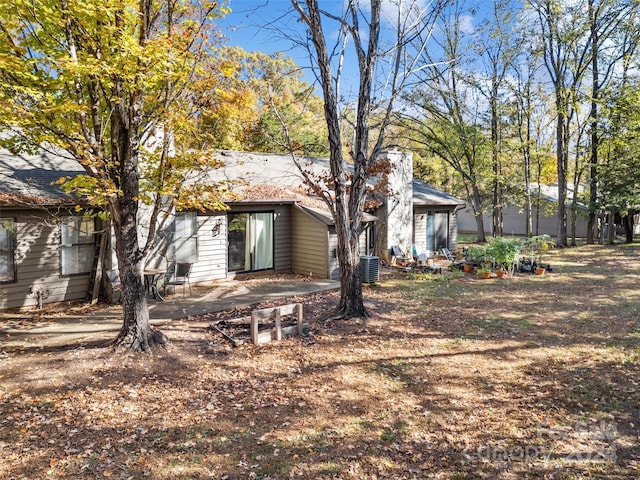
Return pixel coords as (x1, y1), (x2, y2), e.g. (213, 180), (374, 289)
(143, 269), (166, 301)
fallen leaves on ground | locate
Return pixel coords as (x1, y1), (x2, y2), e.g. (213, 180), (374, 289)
(1, 244), (640, 479)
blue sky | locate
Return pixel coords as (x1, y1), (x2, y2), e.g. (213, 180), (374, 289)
(216, 1), (511, 95)
(217, 0), (504, 52)
(217, 0), (360, 94)
(217, 1), (301, 56)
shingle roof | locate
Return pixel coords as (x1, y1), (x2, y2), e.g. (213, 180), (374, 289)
(214, 150), (329, 190)
(214, 150), (465, 208)
(0, 143), (464, 211)
(0, 141), (85, 205)
(412, 179), (466, 207)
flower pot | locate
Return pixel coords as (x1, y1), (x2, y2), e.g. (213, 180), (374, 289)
(535, 267), (546, 275)
(480, 272), (491, 279)
(495, 270), (505, 278)
(463, 264), (474, 273)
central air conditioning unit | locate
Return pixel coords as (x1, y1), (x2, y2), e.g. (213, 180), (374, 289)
(361, 255), (380, 283)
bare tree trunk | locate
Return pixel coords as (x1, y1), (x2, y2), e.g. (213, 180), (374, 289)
(556, 107), (569, 246)
(336, 231), (366, 318)
(587, 0), (599, 245)
(491, 101), (503, 237)
(570, 203), (577, 246)
(471, 187), (486, 243)
(112, 236), (167, 350)
(291, 0), (374, 319)
(519, 67), (534, 237)
(623, 213), (634, 243)
(524, 120), (533, 237)
(110, 195), (167, 351)
(607, 212), (616, 245)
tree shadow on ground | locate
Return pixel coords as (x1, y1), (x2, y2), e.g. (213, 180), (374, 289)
(2, 244), (640, 479)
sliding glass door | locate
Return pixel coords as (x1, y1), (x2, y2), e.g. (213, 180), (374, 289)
(426, 212), (449, 251)
(227, 212), (274, 272)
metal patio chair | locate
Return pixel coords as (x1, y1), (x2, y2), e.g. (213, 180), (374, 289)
(164, 262), (192, 298)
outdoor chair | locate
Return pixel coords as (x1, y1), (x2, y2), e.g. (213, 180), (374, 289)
(441, 248), (456, 262)
(164, 262), (192, 298)
(390, 245), (411, 265)
(412, 244), (434, 266)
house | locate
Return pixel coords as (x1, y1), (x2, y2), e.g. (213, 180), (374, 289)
(0, 143), (101, 309)
(457, 184), (589, 238)
(0, 145), (464, 310)
(371, 150), (465, 258)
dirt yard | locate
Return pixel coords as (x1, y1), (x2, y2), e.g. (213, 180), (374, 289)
(1, 244), (639, 479)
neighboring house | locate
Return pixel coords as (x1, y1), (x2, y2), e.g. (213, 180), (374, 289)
(457, 184), (589, 238)
(412, 179), (466, 252)
(0, 144), (101, 310)
(0, 145), (464, 310)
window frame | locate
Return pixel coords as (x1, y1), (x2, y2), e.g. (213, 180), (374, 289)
(60, 217), (96, 276)
(174, 211), (198, 263)
(227, 211), (274, 273)
(0, 218), (17, 284)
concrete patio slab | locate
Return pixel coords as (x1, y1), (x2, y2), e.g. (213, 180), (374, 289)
(0, 277), (339, 350)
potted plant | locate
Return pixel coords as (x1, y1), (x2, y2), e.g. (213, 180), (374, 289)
(464, 245), (486, 273)
(486, 237), (521, 277)
(477, 263), (492, 279)
(522, 234), (555, 274)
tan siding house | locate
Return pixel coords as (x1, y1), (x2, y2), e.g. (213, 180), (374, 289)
(0, 209), (104, 310)
(291, 205), (329, 278)
(457, 184), (589, 238)
(1, 145), (464, 310)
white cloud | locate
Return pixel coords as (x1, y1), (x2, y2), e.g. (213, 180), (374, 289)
(458, 13), (475, 34)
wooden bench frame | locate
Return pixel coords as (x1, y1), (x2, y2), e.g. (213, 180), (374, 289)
(250, 303), (305, 345)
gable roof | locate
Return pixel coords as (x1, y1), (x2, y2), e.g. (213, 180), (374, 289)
(413, 179), (466, 208)
(528, 183), (587, 209)
(0, 140), (85, 206)
(0, 142), (464, 212)
(213, 150), (465, 209)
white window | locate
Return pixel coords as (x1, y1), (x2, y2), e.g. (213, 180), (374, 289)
(174, 212), (198, 263)
(0, 218), (16, 283)
(60, 217), (95, 275)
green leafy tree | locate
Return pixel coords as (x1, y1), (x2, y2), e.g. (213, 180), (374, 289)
(585, 0), (638, 244)
(599, 82), (640, 243)
(198, 46), (328, 155)
(529, 0), (592, 247)
(0, 0), (229, 351)
(474, 0), (522, 237)
(398, 0), (491, 243)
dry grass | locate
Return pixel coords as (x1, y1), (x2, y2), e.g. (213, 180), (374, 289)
(1, 244), (640, 479)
